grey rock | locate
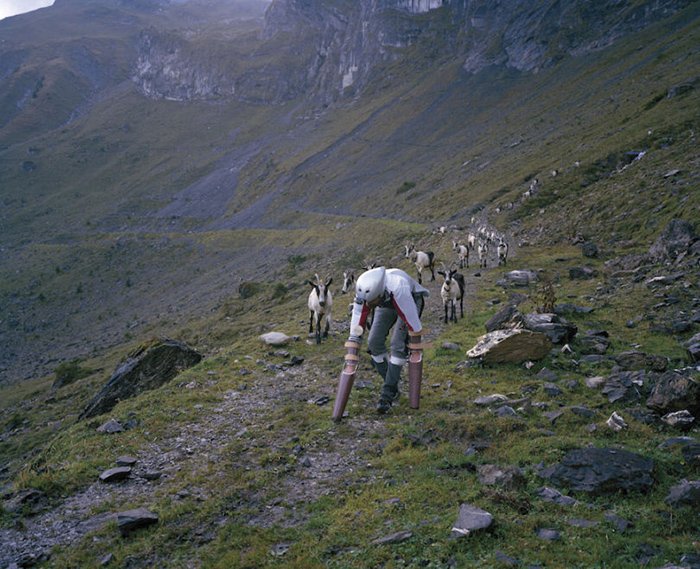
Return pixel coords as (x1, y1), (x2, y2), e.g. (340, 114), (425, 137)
(501, 270), (537, 286)
(606, 411), (628, 431)
(543, 382), (563, 396)
(450, 504), (494, 538)
(142, 470), (163, 481)
(647, 371), (700, 416)
(97, 419), (124, 434)
(478, 464), (526, 490)
(555, 303), (595, 315)
(99, 467), (132, 483)
(495, 405), (517, 417)
(664, 480), (700, 508)
(536, 528), (561, 541)
(566, 518), (599, 528)
(117, 507), (158, 535)
(81, 339), (202, 420)
(538, 447), (654, 495)
(604, 513), (633, 532)
(543, 410), (564, 424)
(584, 376), (606, 389)
(115, 456), (137, 466)
(681, 442), (700, 467)
(474, 394), (508, 406)
(615, 350), (668, 372)
(372, 530), (413, 545)
(649, 218), (697, 262)
(494, 549), (521, 566)
(485, 303), (523, 332)
(467, 329), (553, 363)
(577, 330), (610, 355)
(687, 343), (700, 363)
(569, 266), (598, 280)
(259, 332), (292, 346)
(535, 486), (579, 506)
(536, 367), (558, 382)
(661, 410), (695, 430)
(569, 405), (597, 419)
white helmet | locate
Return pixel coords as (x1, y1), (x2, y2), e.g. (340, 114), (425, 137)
(355, 267), (386, 304)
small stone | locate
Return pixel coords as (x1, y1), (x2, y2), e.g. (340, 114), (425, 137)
(372, 530), (413, 545)
(142, 471), (163, 481)
(606, 412), (628, 431)
(99, 467), (132, 483)
(450, 504), (494, 538)
(115, 456), (137, 466)
(537, 528), (561, 541)
(97, 419), (124, 434)
(604, 513), (633, 532)
(117, 507), (158, 535)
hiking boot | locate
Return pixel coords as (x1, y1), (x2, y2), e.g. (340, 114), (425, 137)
(377, 363), (401, 414)
(376, 396), (393, 414)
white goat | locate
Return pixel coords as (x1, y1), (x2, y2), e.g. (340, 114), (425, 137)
(497, 240), (509, 266)
(467, 232), (477, 250)
(477, 241), (489, 268)
(453, 240), (469, 269)
(307, 274), (333, 344)
(340, 270), (355, 294)
(404, 242), (436, 284)
(437, 266), (465, 323)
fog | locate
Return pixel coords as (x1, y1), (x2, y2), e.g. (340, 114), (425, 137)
(0, 0), (54, 21)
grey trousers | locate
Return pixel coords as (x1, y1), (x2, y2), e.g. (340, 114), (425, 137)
(367, 294), (424, 366)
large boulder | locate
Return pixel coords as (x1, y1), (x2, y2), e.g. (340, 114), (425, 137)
(615, 350), (668, 372)
(467, 329), (553, 363)
(647, 371), (700, 417)
(649, 219), (697, 262)
(80, 338), (202, 420)
(538, 448), (654, 495)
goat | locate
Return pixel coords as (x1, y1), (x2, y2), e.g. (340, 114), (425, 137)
(340, 270), (355, 294)
(341, 262), (377, 295)
(404, 242), (436, 284)
(437, 265), (465, 323)
(307, 274), (333, 344)
(452, 240), (469, 269)
(467, 232), (477, 250)
(497, 240), (509, 266)
(477, 241), (489, 268)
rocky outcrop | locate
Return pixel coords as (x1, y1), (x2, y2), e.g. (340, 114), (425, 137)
(79, 338), (202, 420)
(133, 0), (695, 103)
(538, 447), (655, 495)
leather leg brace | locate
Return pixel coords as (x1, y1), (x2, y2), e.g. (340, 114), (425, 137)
(332, 340), (360, 421)
(407, 330), (432, 409)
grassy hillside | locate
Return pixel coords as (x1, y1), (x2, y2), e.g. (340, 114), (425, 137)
(1, 1), (700, 566)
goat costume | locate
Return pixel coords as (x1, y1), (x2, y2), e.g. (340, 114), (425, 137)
(349, 267), (429, 413)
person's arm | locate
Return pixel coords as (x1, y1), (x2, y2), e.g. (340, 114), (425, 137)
(349, 301), (372, 340)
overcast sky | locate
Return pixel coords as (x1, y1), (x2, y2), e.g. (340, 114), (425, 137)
(0, 0), (54, 21)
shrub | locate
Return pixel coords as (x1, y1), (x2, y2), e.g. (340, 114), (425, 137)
(52, 359), (93, 389)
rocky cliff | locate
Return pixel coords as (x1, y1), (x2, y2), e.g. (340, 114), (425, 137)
(132, 0), (694, 103)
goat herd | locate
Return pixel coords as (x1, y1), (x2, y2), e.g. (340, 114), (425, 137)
(307, 230), (510, 343)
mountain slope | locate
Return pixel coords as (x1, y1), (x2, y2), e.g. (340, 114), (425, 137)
(0, 0), (698, 386)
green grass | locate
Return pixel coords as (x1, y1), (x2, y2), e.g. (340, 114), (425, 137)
(3, 237), (699, 567)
